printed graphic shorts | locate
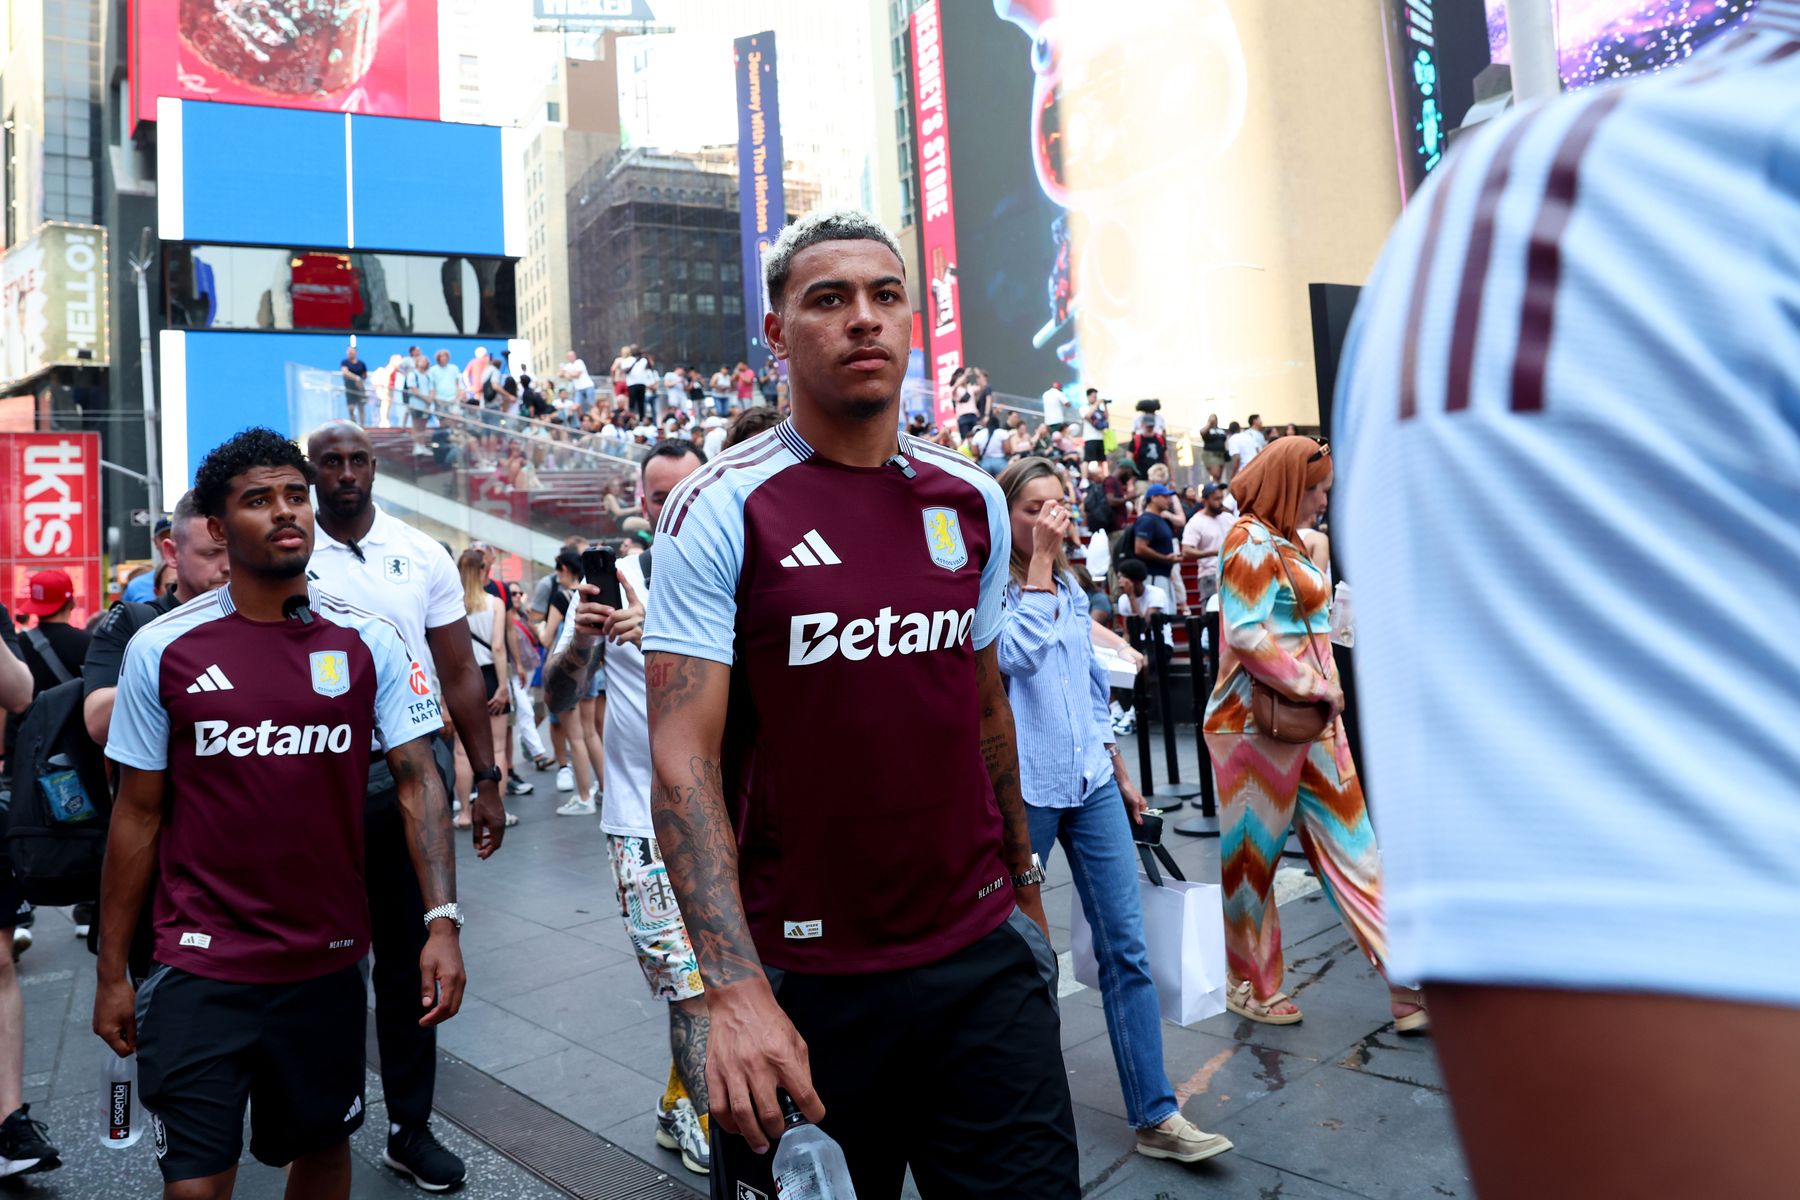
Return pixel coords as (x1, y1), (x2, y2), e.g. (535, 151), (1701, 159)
(608, 835), (704, 1002)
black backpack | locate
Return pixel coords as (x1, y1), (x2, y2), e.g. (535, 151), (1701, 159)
(7, 655), (111, 905)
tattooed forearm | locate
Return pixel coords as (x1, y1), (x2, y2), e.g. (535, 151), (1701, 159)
(669, 999), (711, 1114)
(392, 738), (457, 909)
(545, 640), (601, 714)
(975, 645), (1035, 874)
(647, 653), (765, 991)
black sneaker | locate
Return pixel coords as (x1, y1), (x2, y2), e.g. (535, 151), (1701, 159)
(383, 1124), (466, 1192)
(0, 1105), (60, 1176)
(505, 771), (534, 796)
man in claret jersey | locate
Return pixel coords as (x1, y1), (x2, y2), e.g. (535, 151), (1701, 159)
(93, 428), (462, 1200)
(643, 210), (1078, 1200)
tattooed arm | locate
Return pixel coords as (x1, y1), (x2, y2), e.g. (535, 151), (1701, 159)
(544, 582), (607, 714)
(389, 734), (466, 1026)
(647, 651), (822, 1153)
(975, 642), (1049, 939)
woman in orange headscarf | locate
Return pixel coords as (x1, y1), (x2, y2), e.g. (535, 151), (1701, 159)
(1202, 437), (1427, 1033)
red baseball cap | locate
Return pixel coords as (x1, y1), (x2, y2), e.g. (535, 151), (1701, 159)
(17, 568), (74, 617)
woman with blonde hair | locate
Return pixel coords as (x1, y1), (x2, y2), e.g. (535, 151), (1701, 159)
(453, 548), (514, 830)
(1202, 438), (1426, 1032)
(994, 457), (1234, 1166)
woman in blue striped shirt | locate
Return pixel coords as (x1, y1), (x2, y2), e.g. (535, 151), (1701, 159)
(995, 458), (1233, 1168)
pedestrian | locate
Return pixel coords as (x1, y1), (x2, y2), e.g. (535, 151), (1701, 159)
(1180, 481), (1235, 611)
(1200, 412), (1229, 474)
(13, 569), (92, 695)
(465, 347), (502, 410)
(995, 457), (1233, 1166)
(538, 552), (603, 816)
(449, 548), (515, 833)
(643, 208), (1076, 1198)
(709, 364), (732, 416)
(303, 421), (512, 1190)
(1201, 437), (1425, 1031)
(94, 427), (462, 1199)
(1130, 414), (1168, 476)
(732, 360), (756, 410)
(624, 346), (654, 419)
(1132, 481), (1182, 595)
(757, 359), (780, 406)
(1226, 414), (1266, 477)
(545, 440), (713, 1177)
(339, 345), (368, 426)
(560, 350), (596, 413)
(1334, 12), (1800, 1194)
(377, 354), (405, 428)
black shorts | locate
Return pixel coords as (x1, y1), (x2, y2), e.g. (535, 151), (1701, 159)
(1084, 437), (1107, 462)
(712, 909), (1077, 1200)
(136, 962), (366, 1182)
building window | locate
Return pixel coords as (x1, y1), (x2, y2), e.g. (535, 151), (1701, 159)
(643, 291), (661, 312)
(696, 294), (716, 316)
(547, 101), (561, 122)
(694, 260), (714, 282)
(668, 293), (689, 314)
(721, 261), (740, 284)
(722, 294), (742, 316)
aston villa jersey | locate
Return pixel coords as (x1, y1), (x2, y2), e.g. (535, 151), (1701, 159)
(643, 421), (1014, 974)
(106, 585), (441, 984)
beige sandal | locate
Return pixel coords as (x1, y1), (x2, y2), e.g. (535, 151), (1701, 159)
(1391, 989), (1430, 1036)
(1226, 980), (1304, 1025)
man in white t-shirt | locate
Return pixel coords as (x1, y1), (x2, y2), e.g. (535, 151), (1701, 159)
(543, 440), (711, 1176)
(560, 351), (596, 413)
(1041, 382), (1068, 428)
(625, 349), (656, 418)
(1226, 414), (1267, 478)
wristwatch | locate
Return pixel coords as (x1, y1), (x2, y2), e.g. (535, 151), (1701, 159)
(423, 903), (465, 932)
(1012, 853), (1045, 889)
(472, 766), (502, 785)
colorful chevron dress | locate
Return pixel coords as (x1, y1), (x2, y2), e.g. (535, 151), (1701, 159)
(1203, 520), (1391, 1001)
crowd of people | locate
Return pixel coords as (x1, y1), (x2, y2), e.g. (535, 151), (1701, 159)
(5, 12), (1791, 1185)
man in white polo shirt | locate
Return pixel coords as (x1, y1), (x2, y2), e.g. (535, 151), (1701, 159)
(302, 421), (508, 1192)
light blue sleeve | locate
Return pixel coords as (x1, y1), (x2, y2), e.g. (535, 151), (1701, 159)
(641, 489), (745, 667)
(1087, 641), (1115, 747)
(995, 584), (1059, 679)
(365, 619), (443, 752)
(106, 635), (170, 771)
(971, 475), (1012, 651)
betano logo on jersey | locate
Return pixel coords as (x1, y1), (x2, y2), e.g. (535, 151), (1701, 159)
(787, 607), (975, 666)
(194, 719), (354, 758)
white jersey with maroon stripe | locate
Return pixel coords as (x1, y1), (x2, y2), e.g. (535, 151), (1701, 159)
(1335, 16), (1800, 1006)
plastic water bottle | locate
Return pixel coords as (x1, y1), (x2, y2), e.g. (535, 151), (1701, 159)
(100, 1050), (143, 1149)
(770, 1090), (856, 1199)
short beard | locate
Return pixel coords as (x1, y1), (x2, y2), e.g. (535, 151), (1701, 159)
(840, 396), (890, 422)
(263, 554), (310, 581)
(322, 491), (368, 523)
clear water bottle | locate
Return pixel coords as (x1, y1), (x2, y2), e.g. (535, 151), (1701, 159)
(771, 1090), (856, 1199)
(100, 1049), (143, 1149)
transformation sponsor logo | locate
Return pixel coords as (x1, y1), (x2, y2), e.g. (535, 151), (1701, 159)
(787, 607), (974, 666)
(194, 719), (354, 758)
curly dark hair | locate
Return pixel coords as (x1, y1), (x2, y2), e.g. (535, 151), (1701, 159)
(192, 427), (316, 518)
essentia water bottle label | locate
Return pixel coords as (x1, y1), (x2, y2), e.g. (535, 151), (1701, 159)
(109, 1080), (132, 1139)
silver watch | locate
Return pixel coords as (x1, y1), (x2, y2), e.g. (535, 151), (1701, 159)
(422, 903), (464, 932)
(1012, 853), (1045, 889)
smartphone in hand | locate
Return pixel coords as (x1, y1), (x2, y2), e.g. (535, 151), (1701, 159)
(580, 547), (624, 609)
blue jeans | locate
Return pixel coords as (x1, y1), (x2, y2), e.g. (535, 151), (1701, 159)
(1027, 779), (1179, 1129)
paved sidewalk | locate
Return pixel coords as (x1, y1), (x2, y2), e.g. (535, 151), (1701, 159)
(14, 727), (1470, 1197)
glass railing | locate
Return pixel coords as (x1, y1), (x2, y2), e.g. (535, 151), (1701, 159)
(284, 367), (652, 569)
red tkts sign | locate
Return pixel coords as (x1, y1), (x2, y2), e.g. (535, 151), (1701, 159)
(0, 433), (104, 626)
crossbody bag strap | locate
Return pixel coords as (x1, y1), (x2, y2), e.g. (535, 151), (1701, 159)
(22, 628), (73, 685)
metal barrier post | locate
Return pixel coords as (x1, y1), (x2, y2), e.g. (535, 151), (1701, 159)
(1148, 613), (1198, 809)
(1125, 615), (1156, 796)
(1174, 612), (1220, 837)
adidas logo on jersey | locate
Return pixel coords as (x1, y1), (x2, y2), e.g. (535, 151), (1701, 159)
(788, 607), (975, 666)
(186, 665), (234, 693)
(194, 719), (354, 758)
(779, 530), (841, 568)
(343, 1095), (362, 1123)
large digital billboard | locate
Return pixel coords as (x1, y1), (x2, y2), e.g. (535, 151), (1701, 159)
(918, 0), (1402, 428)
(130, 0), (440, 130)
(734, 31), (784, 373)
(1485, 0), (1756, 89)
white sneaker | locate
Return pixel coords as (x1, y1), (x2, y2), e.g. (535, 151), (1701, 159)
(555, 766), (575, 792)
(668, 1100), (709, 1175)
(555, 798), (596, 817)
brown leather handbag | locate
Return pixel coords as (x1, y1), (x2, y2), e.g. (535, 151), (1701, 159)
(1247, 529), (1335, 744)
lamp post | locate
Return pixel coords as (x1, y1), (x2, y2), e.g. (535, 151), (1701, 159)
(127, 227), (161, 523)
(1504, 0), (1562, 103)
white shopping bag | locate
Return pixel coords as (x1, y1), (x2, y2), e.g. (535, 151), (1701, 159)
(1071, 871), (1228, 1026)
